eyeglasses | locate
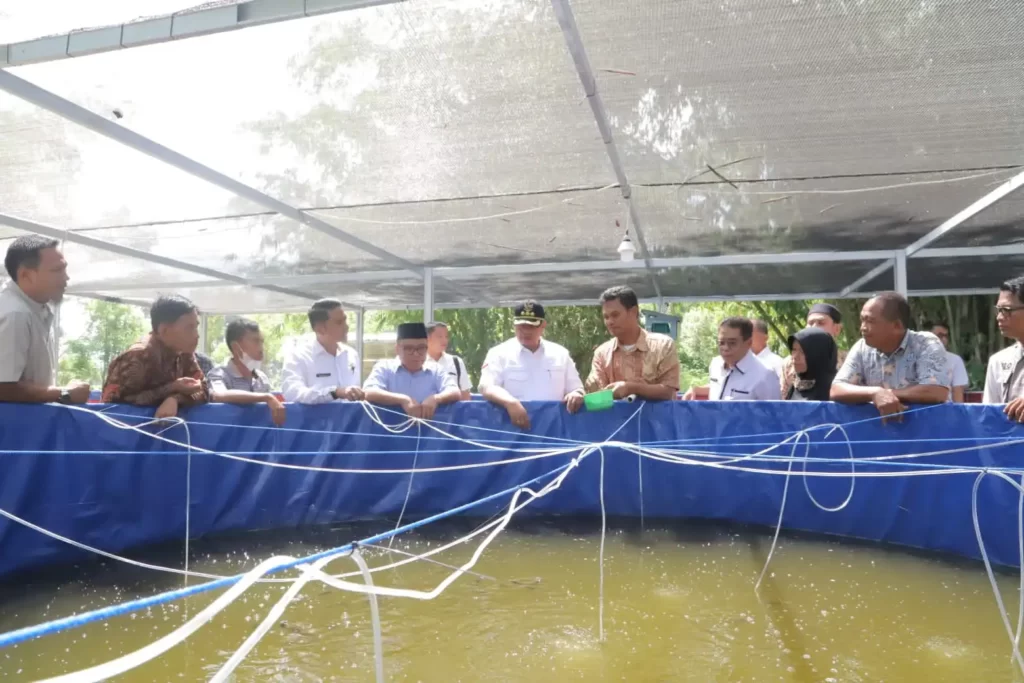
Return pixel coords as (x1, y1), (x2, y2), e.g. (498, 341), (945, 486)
(400, 344), (429, 355)
(717, 339), (742, 349)
(994, 305), (1024, 317)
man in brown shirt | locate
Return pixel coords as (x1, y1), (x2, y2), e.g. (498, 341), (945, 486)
(586, 286), (680, 400)
(103, 295), (285, 424)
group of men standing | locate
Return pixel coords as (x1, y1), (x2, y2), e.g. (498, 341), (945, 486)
(2, 234), (1024, 428)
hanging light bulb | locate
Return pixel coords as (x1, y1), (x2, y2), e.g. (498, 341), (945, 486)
(617, 230), (636, 262)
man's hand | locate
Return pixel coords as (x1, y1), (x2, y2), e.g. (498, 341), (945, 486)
(872, 388), (906, 424)
(339, 385), (364, 401)
(172, 377), (202, 394)
(421, 394), (439, 420)
(155, 395), (179, 420)
(682, 387), (696, 401)
(265, 395), (286, 427)
(506, 400), (530, 430)
(1006, 398), (1024, 423)
(565, 390), (584, 414)
(401, 396), (422, 418)
(605, 382), (631, 400)
(66, 381), (91, 404)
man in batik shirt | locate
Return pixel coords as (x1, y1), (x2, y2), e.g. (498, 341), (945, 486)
(103, 295), (285, 425)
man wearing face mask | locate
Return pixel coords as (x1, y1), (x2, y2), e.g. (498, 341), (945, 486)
(103, 295), (285, 425)
(207, 318), (272, 394)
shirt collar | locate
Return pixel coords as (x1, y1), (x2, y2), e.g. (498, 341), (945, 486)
(726, 351), (762, 374)
(614, 328), (649, 352)
(313, 338), (346, 357)
(520, 339), (545, 355)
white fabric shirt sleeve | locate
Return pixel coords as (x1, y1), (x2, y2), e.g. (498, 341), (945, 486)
(949, 354), (969, 387)
(437, 368), (459, 394)
(455, 356), (472, 392)
(756, 371), (782, 400)
(281, 349), (334, 404)
(0, 311), (31, 383)
(983, 355), (1002, 404)
(477, 349), (504, 390)
(563, 350), (584, 395)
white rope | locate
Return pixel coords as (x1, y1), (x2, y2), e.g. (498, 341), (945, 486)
(307, 184), (619, 226)
(388, 421), (421, 552)
(971, 470), (1024, 676)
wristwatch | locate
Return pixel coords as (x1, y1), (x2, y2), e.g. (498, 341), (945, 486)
(330, 388), (339, 400)
(58, 390), (72, 404)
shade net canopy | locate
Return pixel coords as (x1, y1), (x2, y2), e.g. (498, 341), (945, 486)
(0, 0), (1022, 313)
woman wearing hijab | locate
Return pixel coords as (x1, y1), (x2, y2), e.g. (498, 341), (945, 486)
(785, 327), (839, 401)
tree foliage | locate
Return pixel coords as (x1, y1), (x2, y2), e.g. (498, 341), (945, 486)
(58, 301), (146, 386)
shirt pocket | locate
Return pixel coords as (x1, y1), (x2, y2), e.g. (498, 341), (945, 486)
(727, 387), (751, 401)
(504, 368), (531, 393)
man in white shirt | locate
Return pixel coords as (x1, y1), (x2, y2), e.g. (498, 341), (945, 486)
(425, 321), (472, 400)
(929, 322), (969, 403)
(752, 319), (784, 378)
(703, 317), (782, 401)
(281, 299), (365, 404)
(479, 301), (585, 429)
(985, 276), (1024, 422)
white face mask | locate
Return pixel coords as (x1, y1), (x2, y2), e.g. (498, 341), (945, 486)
(240, 352), (262, 372)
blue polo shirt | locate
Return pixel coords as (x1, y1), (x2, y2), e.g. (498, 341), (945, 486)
(363, 358), (457, 403)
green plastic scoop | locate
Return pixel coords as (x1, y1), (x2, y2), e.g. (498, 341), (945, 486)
(584, 389), (615, 412)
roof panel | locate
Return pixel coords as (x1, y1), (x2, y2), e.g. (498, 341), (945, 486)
(634, 169), (1020, 256)
(0, 230), (221, 289)
(907, 256), (1024, 292)
(0, 92), (265, 229)
(12, 0), (612, 211)
(83, 283), (309, 314)
(574, 0), (1024, 183)
(657, 260), (893, 298)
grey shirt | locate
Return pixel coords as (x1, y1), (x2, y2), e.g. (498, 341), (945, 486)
(0, 282), (55, 386)
(983, 342), (1024, 404)
(835, 331), (950, 391)
(207, 361), (272, 394)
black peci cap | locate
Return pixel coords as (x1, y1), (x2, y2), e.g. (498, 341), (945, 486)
(808, 303), (842, 324)
(397, 322), (428, 340)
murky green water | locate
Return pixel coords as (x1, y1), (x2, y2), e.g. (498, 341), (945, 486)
(1, 519), (1022, 682)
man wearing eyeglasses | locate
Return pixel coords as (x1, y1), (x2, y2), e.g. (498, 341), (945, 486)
(984, 276), (1024, 422)
(700, 317), (781, 401)
(363, 322), (462, 419)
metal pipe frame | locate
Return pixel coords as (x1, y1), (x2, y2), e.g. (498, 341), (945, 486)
(0, 211), (329, 304)
(839, 167), (1024, 296)
(63, 244), (1024, 294)
(1, 0), (405, 68)
(549, 0), (663, 301)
